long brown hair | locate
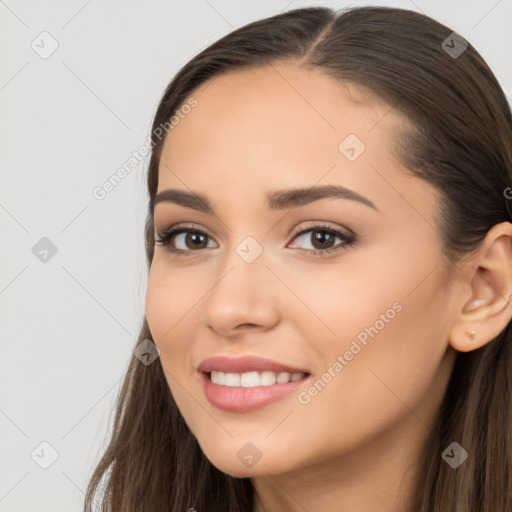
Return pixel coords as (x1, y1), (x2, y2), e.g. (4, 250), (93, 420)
(83, 6), (512, 511)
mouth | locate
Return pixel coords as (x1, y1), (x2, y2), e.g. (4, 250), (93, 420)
(197, 355), (312, 412)
(198, 368), (311, 413)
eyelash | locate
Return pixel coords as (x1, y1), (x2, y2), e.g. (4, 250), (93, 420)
(154, 222), (356, 258)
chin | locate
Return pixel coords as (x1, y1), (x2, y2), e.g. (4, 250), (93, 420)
(208, 458), (276, 479)
(198, 441), (291, 479)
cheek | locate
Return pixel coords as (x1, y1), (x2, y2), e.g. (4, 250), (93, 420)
(145, 265), (201, 417)
(277, 253), (401, 357)
(291, 250), (451, 430)
(145, 259), (197, 339)
(145, 263), (195, 369)
(295, 297), (448, 460)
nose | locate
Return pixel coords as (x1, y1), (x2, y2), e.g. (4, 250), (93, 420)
(199, 244), (281, 338)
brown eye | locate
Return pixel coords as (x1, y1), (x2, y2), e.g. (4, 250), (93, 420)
(155, 227), (217, 254)
(288, 224), (356, 256)
(155, 223), (356, 257)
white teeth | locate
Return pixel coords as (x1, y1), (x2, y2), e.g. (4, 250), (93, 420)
(225, 373), (240, 387)
(260, 371), (277, 386)
(211, 371), (225, 385)
(210, 370), (306, 387)
(276, 372), (290, 384)
(240, 371), (260, 387)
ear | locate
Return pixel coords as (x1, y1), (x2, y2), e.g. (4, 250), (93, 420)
(449, 221), (512, 352)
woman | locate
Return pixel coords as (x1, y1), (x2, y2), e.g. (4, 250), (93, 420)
(83, 5), (512, 511)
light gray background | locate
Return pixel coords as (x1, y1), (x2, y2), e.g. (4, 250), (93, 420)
(1, 1), (511, 510)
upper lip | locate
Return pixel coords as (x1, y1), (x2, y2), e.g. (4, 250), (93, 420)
(197, 355), (310, 375)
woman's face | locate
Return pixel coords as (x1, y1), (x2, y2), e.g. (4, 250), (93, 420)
(145, 63), (460, 479)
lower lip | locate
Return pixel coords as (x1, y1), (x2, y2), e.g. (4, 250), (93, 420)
(200, 371), (310, 412)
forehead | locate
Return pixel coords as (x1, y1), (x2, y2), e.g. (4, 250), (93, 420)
(156, 63), (425, 217)
(161, 63), (398, 160)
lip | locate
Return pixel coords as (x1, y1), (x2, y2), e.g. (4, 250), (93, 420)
(199, 371), (311, 413)
(197, 355), (310, 374)
(197, 355), (312, 413)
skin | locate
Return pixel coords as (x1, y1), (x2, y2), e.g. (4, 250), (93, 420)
(145, 62), (512, 512)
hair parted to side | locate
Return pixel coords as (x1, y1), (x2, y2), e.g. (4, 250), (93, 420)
(83, 6), (512, 512)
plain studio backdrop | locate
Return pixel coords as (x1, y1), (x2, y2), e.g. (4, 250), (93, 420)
(0, 0), (511, 510)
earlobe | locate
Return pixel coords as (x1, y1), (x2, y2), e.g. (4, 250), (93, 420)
(450, 292), (512, 352)
(448, 222), (512, 353)
(451, 326), (481, 353)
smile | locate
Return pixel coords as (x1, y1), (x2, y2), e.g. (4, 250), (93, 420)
(199, 370), (311, 412)
(210, 370), (307, 387)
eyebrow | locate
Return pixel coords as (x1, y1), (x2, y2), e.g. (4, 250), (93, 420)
(153, 184), (378, 214)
